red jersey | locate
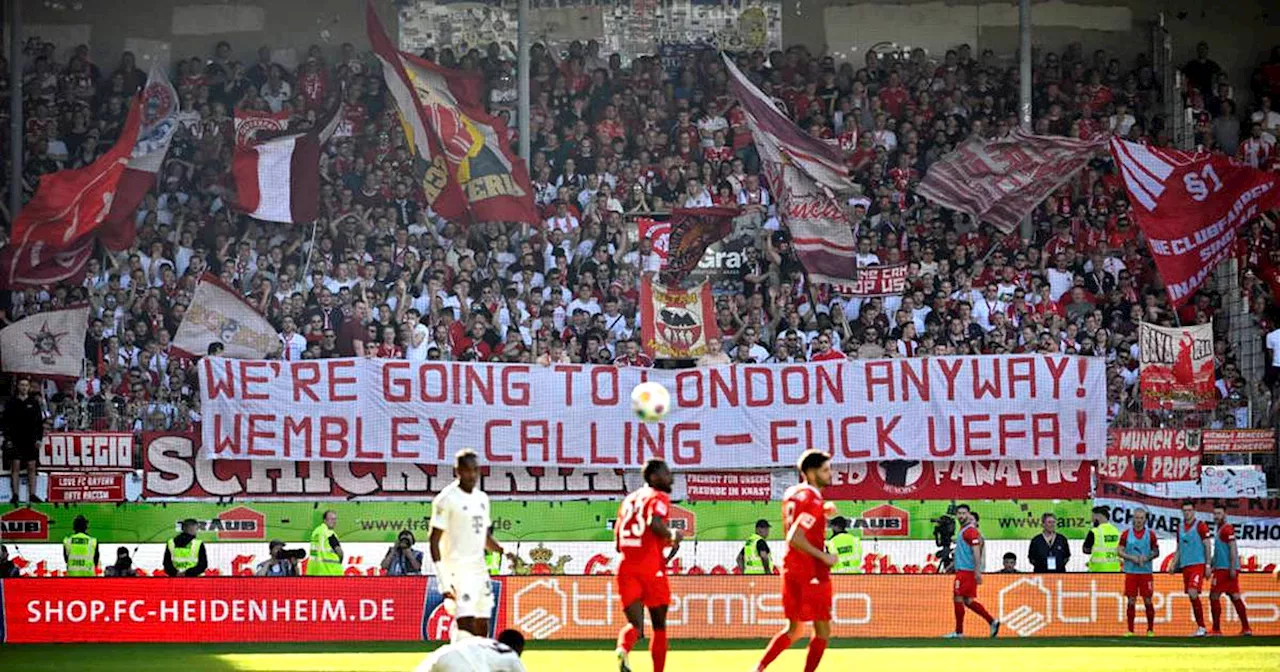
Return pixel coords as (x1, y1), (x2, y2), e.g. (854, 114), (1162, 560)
(781, 483), (828, 581)
(615, 486), (672, 571)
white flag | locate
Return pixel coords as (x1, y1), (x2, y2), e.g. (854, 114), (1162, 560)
(0, 305), (89, 378)
(173, 274), (281, 359)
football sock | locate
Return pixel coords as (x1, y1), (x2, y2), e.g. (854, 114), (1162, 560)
(651, 628), (668, 672)
(617, 623), (640, 653)
(1231, 596), (1251, 631)
(1211, 597), (1223, 631)
(1126, 603), (1136, 632)
(967, 600), (995, 624)
(953, 602), (966, 634)
(757, 631), (792, 670)
(1190, 597), (1205, 627)
(803, 637), (828, 672)
(1144, 601), (1155, 631)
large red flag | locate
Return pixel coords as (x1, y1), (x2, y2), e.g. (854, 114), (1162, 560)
(100, 65), (180, 251)
(11, 97), (142, 249)
(367, 1), (537, 225)
(0, 237), (95, 290)
(1109, 138), (1280, 306)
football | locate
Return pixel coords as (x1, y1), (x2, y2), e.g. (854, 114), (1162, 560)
(630, 381), (671, 422)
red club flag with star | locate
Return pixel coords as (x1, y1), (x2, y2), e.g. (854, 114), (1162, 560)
(0, 304), (90, 379)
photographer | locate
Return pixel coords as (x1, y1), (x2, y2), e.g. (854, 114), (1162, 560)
(256, 540), (303, 576)
(382, 530), (424, 576)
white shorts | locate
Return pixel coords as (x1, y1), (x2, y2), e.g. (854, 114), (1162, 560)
(443, 568), (494, 620)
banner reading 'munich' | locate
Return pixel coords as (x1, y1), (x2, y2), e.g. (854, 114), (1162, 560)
(198, 355), (1107, 468)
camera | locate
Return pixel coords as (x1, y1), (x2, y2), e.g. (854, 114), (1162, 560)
(931, 514), (956, 570)
(277, 548), (307, 561)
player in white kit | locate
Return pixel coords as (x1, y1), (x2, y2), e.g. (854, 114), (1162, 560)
(415, 629), (527, 672)
(431, 449), (506, 640)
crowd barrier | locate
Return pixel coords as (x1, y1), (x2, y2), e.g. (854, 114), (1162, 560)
(2, 574), (1276, 643)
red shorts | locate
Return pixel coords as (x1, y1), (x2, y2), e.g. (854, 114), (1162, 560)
(1124, 573), (1154, 598)
(1210, 569), (1240, 595)
(1182, 564), (1205, 593)
(782, 572), (832, 622)
(953, 570), (978, 599)
(616, 562), (670, 609)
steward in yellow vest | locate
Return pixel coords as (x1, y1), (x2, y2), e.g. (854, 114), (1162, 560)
(825, 516), (863, 574)
(1084, 506), (1122, 572)
(737, 519), (773, 574)
(164, 518), (207, 577)
(63, 515), (99, 577)
(307, 510), (344, 576)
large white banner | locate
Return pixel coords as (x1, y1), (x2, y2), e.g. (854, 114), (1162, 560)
(198, 355), (1107, 467)
(173, 274), (280, 359)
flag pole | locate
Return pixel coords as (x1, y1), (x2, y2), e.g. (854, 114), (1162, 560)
(1018, 0), (1034, 242)
(8, 0), (23, 221)
(517, 0), (531, 168)
(300, 219), (320, 288)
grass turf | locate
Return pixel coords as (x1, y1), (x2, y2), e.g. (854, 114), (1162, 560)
(1, 639), (1278, 672)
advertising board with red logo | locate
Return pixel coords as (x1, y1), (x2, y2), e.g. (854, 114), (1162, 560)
(47, 472), (126, 503)
(825, 460), (1091, 500)
(0, 507), (51, 540)
(0, 577), (498, 643)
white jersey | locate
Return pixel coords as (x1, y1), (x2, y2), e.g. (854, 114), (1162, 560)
(431, 481), (491, 574)
(416, 637), (526, 672)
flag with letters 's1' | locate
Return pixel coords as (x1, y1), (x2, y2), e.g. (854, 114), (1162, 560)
(1109, 137), (1280, 306)
(0, 304), (90, 378)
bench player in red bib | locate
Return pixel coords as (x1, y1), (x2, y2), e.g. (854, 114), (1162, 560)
(754, 449), (838, 672)
(614, 459), (682, 672)
(1209, 504), (1252, 636)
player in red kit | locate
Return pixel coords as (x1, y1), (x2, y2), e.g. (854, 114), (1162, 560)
(614, 459), (681, 672)
(946, 505), (1000, 638)
(754, 450), (837, 672)
(1209, 504), (1252, 636)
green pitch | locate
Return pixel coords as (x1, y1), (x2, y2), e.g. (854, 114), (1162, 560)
(1, 639), (1276, 672)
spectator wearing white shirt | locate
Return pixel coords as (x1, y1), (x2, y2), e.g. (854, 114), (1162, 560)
(681, 178), (714, 208)
(1045, 253), (1075, 302)
(971, 284), (1007, 332)
(543, 199), (580, 234)
(1239, 121), (1275, 168)
(697, 101), (729, 148)
(278, 316), (307, 360)
(1266, 325), (1280, 390)
(854, 237), (881, 267)
(566, 284), (601, 316)
(1251, 95), (1280, 141)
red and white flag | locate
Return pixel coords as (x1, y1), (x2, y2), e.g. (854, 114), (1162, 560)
(637, 217), (671, 263)
(1109, 137), (1280, 305)
(234, 107), (291, 147)
(0, 305), (90, 378)
(640, 278), (718, 359)
(172, 274), (280, 359)
(231, 106), (342, 224)
(101, 64), (181, 251)
(10, 97), (142, 249)
(916, 127), (1106, 234)
(723, 54), (858, 285)
(0, 237), (95, 290)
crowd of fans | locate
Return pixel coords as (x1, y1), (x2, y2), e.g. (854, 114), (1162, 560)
(0, 33), (1278, 474)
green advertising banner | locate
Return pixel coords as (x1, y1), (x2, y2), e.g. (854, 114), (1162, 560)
(0, 500), (1093, 544)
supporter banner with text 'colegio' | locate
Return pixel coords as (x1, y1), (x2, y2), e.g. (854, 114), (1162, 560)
(502, 574), (1280, 640)
(198, 355), (1107, 466)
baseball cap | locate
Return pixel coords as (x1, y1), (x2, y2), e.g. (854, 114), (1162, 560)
(755, 519), (771, 528)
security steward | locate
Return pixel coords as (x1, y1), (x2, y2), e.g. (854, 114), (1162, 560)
(1083, 505), (1121, 572)
(736, 519), (773, 574)
(485, 525), (504, 575)
(826, 516), (863, 574)
(307, 509), (344, 576)
(164, 518), (208, 577)
(63, 515), (99, 577)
